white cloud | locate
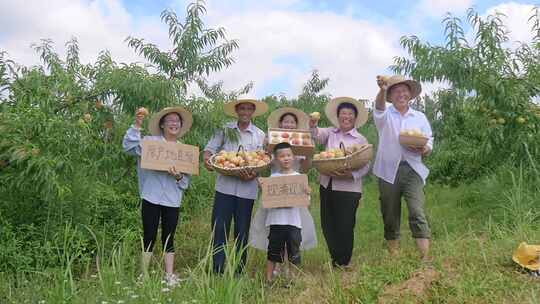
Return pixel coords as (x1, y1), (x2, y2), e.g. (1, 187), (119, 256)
(203, 10), (403, 99)
(485, 2), (537, 44)
(0, 0), (408, 100)
(419, 0), (473, 17)
(0, 0), (168, 67)
(2, 0), (538, 101)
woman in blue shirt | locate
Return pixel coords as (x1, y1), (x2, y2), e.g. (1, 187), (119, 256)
(123, 106), (193, 286)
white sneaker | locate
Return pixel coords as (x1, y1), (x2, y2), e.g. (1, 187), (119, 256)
(136, 273), (145, 285)
(164, 273), (181, 287)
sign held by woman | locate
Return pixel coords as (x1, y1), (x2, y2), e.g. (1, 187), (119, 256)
(140, 140), (200, 175)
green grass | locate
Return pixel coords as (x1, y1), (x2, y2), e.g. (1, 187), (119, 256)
(1, 177), (539, 304)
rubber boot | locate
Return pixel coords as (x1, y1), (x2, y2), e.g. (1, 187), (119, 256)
(415, 238), (430, 261)
(164, 253), (180, 287)
(387, 239), (400, 256)
(141, 252), (152, 277)
(164, 252), (175, 275)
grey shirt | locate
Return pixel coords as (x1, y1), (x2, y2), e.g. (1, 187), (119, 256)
(123, 127), (190, 208)
(204, 121), (266, 200)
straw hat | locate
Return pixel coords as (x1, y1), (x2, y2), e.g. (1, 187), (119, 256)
(267, 107), (309, 129)
(512, 242), (540, 271)
(324, 97), (369, 128)
(148, 106), (193, 138)
(223, 99), (268, 118)
(385, 75), (422, 102)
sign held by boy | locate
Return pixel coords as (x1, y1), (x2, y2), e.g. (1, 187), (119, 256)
(259, 174), (310, 208)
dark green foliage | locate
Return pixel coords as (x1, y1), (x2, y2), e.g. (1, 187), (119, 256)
(392, 8), (540, 182)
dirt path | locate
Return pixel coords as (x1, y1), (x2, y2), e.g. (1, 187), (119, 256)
(378, 267), (440, 303)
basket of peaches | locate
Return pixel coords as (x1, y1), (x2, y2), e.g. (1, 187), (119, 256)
(209, 145), (272, 176)
(312, 142), (373, 175)
(399, 128), (428, 149)
(267, 129), (314, 156)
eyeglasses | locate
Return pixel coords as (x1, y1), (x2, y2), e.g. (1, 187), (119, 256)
(163, 120), (182, 126)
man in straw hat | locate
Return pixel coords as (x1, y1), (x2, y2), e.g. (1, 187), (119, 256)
(373, 75), (433, 260)
(203, 99), (268, 274)
(123, 106), (193, 286)
(309, 97), (370, 269)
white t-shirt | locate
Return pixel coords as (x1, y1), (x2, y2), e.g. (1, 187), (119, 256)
(265, 171), (302, 229)
(372, 105), (433, 185)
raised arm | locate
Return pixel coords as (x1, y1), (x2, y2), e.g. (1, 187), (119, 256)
(375, 75), (388, 111)
(122, 107), (149, 156)
(122, 127), (142, 156)
(308, 112), (330, 145)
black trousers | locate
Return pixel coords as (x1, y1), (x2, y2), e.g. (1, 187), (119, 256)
(211, 191), (254, 274)
(267, 225), (302, 265)
(141, 199), (180, 253)
(320, 183), (362, 267)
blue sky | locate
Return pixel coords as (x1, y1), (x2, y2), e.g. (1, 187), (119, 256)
(0, 0), (538, 99)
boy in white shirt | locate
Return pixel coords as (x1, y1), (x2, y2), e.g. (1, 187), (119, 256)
(256, 142), (314, 282)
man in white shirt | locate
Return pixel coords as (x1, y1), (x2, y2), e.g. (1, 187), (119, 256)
(372, 75), (433, 260)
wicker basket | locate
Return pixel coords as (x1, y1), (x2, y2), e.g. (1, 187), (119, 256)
(312, 142), (373, 175)
(209, 145), (271, 177)
(399, 134), (428, 148)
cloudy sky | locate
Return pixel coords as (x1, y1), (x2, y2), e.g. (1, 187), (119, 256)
(0, 0), (537, 99)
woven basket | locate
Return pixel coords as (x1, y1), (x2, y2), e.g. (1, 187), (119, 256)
(313, 142), (373, 175)
(399, 134), (428, 148)
(209, 145), (271, 177)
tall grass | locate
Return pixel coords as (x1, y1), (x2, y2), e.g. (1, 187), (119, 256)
(2, 169), (539, 303)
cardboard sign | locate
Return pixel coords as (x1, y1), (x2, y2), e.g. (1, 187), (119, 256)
(140, 140), (199, 175)
(267, 128), (315, 157)
(260, 174), (310, 208)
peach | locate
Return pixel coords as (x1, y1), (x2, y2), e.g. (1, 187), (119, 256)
(137, 107), (149, 116)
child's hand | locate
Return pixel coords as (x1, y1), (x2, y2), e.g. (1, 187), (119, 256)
(257, 177), (264, 188)
(304, 186), (311, 195)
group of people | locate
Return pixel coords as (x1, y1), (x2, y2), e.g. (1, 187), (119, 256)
(122, 75), (434, 286)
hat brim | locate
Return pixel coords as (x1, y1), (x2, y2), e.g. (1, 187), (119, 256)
(223, 99), (268, 118)
(148, 106), (193, 138)
(267, 107), (309, 130)
(324, 97), (369, 128)
(386, 79), (422, 102)
(512, 255), (540, 271)
(512, 243), (540, 271)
